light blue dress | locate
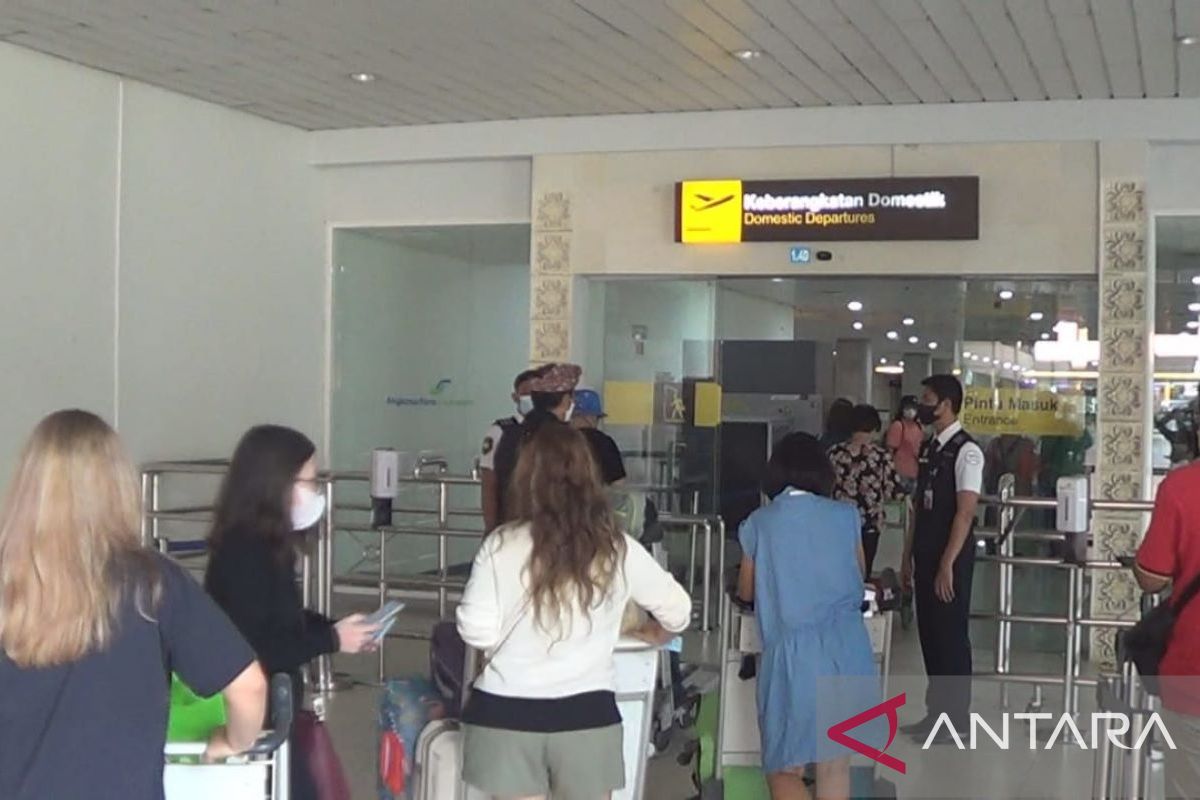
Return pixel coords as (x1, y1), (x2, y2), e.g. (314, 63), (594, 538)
(739, 489), (879, 772)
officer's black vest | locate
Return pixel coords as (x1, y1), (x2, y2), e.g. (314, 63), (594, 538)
(492, 411), (560, 523)
(914, 428), (976, 559)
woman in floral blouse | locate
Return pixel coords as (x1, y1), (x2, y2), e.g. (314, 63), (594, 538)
(828, 404), (904, 577)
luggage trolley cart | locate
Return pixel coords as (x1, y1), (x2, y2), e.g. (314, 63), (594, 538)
(701, 586), (895, 799)
(164, 674), (294, 800)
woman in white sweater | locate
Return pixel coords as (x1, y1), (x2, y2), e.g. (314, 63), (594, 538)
(457, 422), (691, 800)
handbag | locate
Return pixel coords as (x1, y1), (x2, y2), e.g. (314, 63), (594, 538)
(294, 707), (352, 800)
(1121, 571), (1200, 696)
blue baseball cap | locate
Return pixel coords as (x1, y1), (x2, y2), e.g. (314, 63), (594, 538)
(574, 388), (605, 418)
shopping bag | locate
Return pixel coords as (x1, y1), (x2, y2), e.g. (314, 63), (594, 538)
(294, 709), (352, 800)
(166, 673), (226, 743)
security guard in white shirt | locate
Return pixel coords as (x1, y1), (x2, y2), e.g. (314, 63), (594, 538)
(479, 366), (549, 533)
(900, 374), (984, 742)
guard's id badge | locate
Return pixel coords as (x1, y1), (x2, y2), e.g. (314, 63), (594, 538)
(924, 488), (935, 511)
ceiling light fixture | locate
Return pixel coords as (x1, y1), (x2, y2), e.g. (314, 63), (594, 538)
(908, 335), (919, 345)
(732, 48), (762, 60)
(902, 317), (915, 326)
(772, 278), (785, 283)
(1029, 312), (1044, 321)
(852, 321), (864, 331)
(1188, 321), (1200, 330)
(880, 357), (888, 364)
(928, 342), (939, 350)
(999, 289), (1015, 301)
(1190, 302), (1200, 312)
(1178, 35), (1200, 46)
(1041, 332), (1052, 340)
(1193, 276), (1200, 286)
(349, 71), (377, 83)
(886, 330), (899, 341)
(847, 300), (864, 312)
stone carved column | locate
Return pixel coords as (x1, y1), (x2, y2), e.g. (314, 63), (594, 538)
(530, 191), (573, 365)
(1092, 179), (1151, 666)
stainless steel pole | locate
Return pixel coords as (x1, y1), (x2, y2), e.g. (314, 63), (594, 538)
(716, 517), (726, 632)
(379, 524), (388, 683)
(1064, 566), (1079, 717)
(151, 473), (161, 550)
(438, 481), (449, 620)
(997, 476), (1014, 709)
(701, 520), (713, 632)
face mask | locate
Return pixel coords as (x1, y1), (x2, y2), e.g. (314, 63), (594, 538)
(916, 404), (939, 427)
(903, 408), (918, 421)
(517, 395), (534, 416)
(564, 402), (576, 422)
(292, 486), (327, 531)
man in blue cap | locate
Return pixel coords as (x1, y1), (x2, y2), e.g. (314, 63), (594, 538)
(572, 388), (626, 486)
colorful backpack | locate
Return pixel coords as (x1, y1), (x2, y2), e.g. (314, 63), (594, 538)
(378, 677), (446, 800)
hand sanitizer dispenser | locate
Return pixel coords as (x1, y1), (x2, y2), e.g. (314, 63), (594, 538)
(1056, 475), (1090, 563)
(371, 448), (400, 529)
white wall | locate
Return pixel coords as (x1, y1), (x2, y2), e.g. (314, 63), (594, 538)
(1149, 143), (1200, 213)
(599, 280), (714, 383)
(0, 44), (119, 478)
(117, 81), (323, 462)
(328, 229), (530, 474)
(0, 42), (322, 476)
(715, 287), (795, 341)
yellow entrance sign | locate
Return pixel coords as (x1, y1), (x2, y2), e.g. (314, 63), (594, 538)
(677, 180), (743, 243)
(962, 388), (1086, 437)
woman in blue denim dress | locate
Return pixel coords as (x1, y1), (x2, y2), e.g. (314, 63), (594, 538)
(737, 432), (879, 800)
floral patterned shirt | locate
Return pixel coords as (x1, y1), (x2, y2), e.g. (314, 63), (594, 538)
(828, 441), (903, 531)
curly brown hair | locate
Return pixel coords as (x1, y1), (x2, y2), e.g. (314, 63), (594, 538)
(506, 422), (625, 638)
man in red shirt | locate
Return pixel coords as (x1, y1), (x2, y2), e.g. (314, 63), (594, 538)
(1136, 462), (1200, 799)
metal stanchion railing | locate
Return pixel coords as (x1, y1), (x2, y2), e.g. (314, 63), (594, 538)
(970, 481), (1157, 724)
(658, 512), (725, 633)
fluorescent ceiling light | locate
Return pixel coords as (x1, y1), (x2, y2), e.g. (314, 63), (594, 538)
(875, 365), (904, 375)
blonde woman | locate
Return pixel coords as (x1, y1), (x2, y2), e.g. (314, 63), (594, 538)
(457, 423), (692, 800)
(0, 410), (267, 800)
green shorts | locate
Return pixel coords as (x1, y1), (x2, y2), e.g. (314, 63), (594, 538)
(462, 723), (625, 800)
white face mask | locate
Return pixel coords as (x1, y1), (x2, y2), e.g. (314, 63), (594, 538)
(292, 486), (327, 531)
(517, 395), (534, 416)
(903, 408), (918, 421)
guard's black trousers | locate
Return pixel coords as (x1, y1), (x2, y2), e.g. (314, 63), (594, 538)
(914, 545), (975, 728)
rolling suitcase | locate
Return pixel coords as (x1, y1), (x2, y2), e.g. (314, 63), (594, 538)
(412, 719), (463, 800)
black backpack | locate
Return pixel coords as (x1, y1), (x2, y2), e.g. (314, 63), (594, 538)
(1121, 572), (1200, 695)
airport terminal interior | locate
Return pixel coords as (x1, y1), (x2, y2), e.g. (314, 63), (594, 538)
(7, 1), (1200, 799)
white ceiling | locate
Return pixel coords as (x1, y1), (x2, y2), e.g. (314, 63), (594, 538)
(1, 0), (1196, 130)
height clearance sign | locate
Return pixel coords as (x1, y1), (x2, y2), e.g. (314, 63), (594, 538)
(675, 176), (979, 243)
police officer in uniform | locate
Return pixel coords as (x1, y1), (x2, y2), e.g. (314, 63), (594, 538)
(900, 374), (984, 742)
(479, 366), (548, 533)
(490, 363), (582, 526)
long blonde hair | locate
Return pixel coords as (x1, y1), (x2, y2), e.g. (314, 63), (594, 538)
(0, 410), (159, 668)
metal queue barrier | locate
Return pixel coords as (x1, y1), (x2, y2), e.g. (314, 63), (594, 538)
(970, 475), (1155, 721)
(139, 461), (725, 687)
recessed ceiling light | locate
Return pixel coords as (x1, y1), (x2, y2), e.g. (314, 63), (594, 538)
(880, 357), (888, 364)
(928, 342), (939, 350)
(1041, 332), (1052, 340)
(847, 300), (864, 312)
(1029, 312), (1044, 321)
(998, 289), (1015, 301)
(349, 71), (377, 83)
(1188, 321), (1200, 330)
(1192, 276), (1200, 286)
(908, 335), (919, 345)
(1190, 302), (1200, 312)
(899, 360), (906, 367)
(772, 277), (785, 283)
(1178, 35), (1200, 46)
(1003, 361), (1013, 369)
(963, 351), (973, 358)
(852, 321), (864, 331)
(886, 330), (899, 341)
(732, 48), (762, 60)
(983, 357), (993, 364)
(971, 354), (980, 361)
(902, 317), (915, 326)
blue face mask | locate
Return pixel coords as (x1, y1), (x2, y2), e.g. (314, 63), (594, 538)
(517, 395), (535, 415)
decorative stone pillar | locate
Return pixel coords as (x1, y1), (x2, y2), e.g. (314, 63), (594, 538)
(1092, 176), (1151, 666)
(530, 192), (573, 365)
